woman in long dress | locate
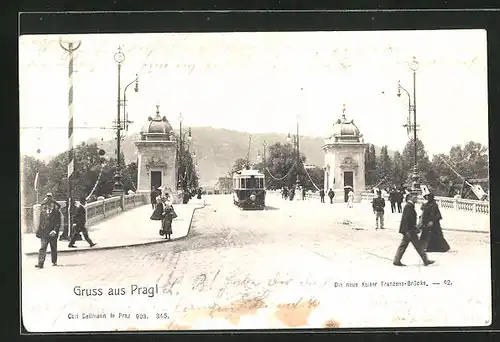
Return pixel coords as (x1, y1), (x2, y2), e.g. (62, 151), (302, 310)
(420, 193), (450, 252)
(160, 194), (174, 241)
(347, 189), (354, 208)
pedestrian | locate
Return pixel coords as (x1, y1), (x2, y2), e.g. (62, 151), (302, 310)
(160, 194), (177, 240)
(289, 187), (295, 201)
(328, 188), (335, 204)
(396, 189), (403, 213)
(35, 198), (62, 268)
(283, 187), (289, 200)
(419, 193), (450, 252)
(197, 188), (202, 199)
(389, 188), (397, 213)
(393, 193), (434, 267)
(68, 197), (97, 248)
(372, 190), (385, 229)
(319, 189), (325, 203)
(302, 188), (306, 200)
(59, 198), (71, 241)
(150, 186), (158, 209)
(44, 192), (61, 209)
(182, 189), (191, 204)
(347, 189), (354, 208)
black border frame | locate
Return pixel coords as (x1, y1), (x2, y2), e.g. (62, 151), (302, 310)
(11, 4), (500, 340)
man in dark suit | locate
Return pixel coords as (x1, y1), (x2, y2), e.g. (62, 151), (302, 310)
(372, 190), (386, 229)
(68, 197), (97, 248)
(328, 189), (335, 204)
(389, 189), (397, 213)
(396, 189), (403, 213)
(319, 189), (325, 203)
(35, 199), (62, 268)
(393, 193), (435, 267)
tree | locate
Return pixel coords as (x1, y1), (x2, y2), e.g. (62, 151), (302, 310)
(21, 155), (49, 206)
(401, 138), (433, 187)
(264, 142), (308, 190)
(178, 148), (199, 191)
(430, 141), (489, 198)
(364, 144), (377, 186)
(122, 162), (138, 193)
(303, 166), (324, 192)
(230, 157), (250, 175)
(42, 142), (114, 201)
(392, 151), (405, 187)
(375, 145), (394, 187)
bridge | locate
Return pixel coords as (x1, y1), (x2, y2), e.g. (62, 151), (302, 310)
(21, 191), (491, 331)
(21, 190), (489, 256)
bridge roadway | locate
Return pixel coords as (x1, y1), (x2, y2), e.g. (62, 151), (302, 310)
(21, 194), (491, 332)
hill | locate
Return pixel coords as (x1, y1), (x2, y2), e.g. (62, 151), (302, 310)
(89, 127), (396, 186)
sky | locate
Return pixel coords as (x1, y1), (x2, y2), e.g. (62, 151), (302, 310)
(19, 30), (488, 158)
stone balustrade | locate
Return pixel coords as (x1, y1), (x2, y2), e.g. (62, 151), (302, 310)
(360, 192), (489, 215)
(27, 193), (148, 234)
(85, 193), (148, 226)
(267, 190), (489, 215)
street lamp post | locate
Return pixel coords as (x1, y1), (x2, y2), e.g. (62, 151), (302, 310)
(113, 47), (125, 195)
(397, 56), (420, 193)
(122, 74), (139, 132)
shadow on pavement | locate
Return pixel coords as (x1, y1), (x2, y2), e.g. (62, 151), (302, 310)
(264, 206), (280, 211)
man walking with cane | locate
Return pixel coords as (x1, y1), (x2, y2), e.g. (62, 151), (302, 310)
(35, 198), (61, 268)
(68, 197), (97, 248)
(393, 193), (434, 267)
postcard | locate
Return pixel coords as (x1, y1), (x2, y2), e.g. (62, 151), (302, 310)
(20, 29), (490, 332)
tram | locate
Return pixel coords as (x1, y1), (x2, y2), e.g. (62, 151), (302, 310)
(232, 168), (266, 210)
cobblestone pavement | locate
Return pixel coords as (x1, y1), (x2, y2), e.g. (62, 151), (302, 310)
(21, 195), (491, 332)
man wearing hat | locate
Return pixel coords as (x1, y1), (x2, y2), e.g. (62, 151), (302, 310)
(35, 197), (62, 268)
(372, 190), (386, 230)
(68, 197), (97, 248)
(393, 192), (434, 267)
(44, 192), (61, 209)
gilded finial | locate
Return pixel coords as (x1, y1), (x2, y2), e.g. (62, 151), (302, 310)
(341, 103), (347, 120)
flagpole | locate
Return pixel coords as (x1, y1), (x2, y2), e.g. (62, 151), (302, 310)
(59, 38), (82, 241)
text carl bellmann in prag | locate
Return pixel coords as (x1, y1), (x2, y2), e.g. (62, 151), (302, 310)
(73, 284), (160, 298)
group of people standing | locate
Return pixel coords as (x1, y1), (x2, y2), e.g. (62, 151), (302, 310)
(388, 188), (405, 213)
(281, 186), (307, 201)
(149, 187), (177, 240)
(319, 188), (354, 207)
(281, 186), (294, 201)
(34, 193), (96, 269)
(151, 186), (202, 207)
(384, 190), (450, 266)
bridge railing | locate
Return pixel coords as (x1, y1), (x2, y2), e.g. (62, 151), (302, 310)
(360, 192), (489, 215)
(267, 190), (489, 215)
(27, 193), (148, 234)
(85, 193), (148, 226)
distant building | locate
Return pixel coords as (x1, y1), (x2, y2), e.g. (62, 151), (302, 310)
(134, 105), (177, 202)
(216, 177), (233, 194)
(322, 105), (366, 203)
